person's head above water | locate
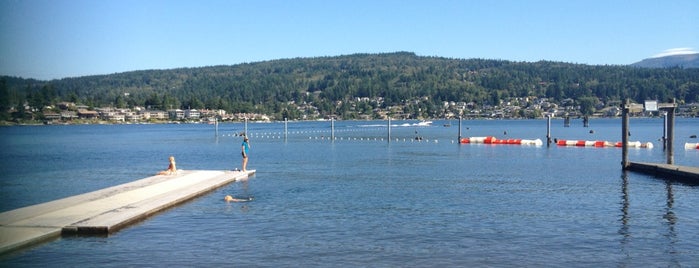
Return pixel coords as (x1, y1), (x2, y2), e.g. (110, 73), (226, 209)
(224, 195), (253, 202)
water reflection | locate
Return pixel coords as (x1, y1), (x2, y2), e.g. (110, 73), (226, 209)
(620, 171), (682, 266)
(618, 171), (630, 262)
(664, 181), (679, 266)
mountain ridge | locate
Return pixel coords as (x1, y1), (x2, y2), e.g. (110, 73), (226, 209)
(2, 52), (699, 121)
(631, 53), (699, 68)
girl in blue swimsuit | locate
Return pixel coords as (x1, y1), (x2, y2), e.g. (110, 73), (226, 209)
(241, 136), (250, 171)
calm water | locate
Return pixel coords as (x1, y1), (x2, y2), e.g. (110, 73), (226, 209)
(1, 118), (698, 266)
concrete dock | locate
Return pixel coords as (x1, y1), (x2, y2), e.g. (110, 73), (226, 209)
(627, 162), (699, 182)
(0, 170), (254, 254)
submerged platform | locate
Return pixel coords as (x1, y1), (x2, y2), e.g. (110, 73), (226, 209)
(0, 170), (254, 254)
(627, 162), (699, 182)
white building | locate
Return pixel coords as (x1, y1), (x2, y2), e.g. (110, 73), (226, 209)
(168, 109), (185, 120)
(185, 109), (200, 119)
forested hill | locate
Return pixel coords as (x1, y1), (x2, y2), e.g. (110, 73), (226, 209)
(2, 52), (699, 120)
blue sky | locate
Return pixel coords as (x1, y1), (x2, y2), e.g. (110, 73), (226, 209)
(1, 0), (697, 80)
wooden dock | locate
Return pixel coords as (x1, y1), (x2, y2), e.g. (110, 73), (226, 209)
(627, 162), (699, 182)
(0, 170), (254, 254)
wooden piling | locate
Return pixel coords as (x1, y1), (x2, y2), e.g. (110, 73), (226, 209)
(244, 117), (248, 135)
(666, 99), (675, 165)
(458, 116), (462, 142)
(621, 99), (630, 168)
(662, 112), (667, 150)
(546, 115), (552, 147)
(331, 117), (335, 141)
(387, 117), (391, 143)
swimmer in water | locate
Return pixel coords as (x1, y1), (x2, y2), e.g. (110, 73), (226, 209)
(224, 195), (253, 202)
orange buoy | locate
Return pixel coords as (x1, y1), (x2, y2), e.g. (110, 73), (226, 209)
(484, 136), (496, 144)
(594, 141), (607, 147)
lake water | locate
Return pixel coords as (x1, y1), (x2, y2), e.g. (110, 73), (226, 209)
(1, 118), (698, 266)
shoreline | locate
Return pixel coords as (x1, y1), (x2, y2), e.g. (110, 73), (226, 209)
(2, 115), (698, 127)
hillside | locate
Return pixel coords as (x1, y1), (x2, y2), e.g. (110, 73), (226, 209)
(2, 52), (699, 121)
(631, 53), (699, 68)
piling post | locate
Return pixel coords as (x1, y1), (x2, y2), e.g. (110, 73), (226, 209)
(331, 117), (335, 141)
(284, 118), (288, 140)
(621, 99), (630, 169)
(546, 114), (552, 147)
(662, 112), (667, 151)
(244, 117), (248, 136)
(215, 117), (219, 137)
(666, 98), (675, 165)
(458, 116), (462, 142)
(387, 117), (391, 143)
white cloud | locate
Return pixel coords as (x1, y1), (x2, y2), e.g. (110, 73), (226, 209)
(651, 48), (699, 58)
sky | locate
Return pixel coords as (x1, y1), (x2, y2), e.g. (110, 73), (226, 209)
(1, 0), (697, 80)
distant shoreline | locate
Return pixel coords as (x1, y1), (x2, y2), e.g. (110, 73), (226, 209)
(2, 115), (697, 127)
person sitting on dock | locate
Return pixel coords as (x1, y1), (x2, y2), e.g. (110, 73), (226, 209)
(157, 156), (177, 175)
(224, 195), (253, 202)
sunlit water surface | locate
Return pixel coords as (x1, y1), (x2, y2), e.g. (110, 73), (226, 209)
(1, 118), (698, 266)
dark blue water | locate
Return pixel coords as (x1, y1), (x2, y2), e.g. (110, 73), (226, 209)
(1, 119), (698, 266)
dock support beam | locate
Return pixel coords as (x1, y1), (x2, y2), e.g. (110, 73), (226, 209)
(458, 116), (462, 142)
(663, 112), (667, 150)
(387, 117), (391, 143)
(284, 118), (288, 140)
(666, 99), (675, 165)
(546, 115), (552, 147)
(621, 99), (630, 169)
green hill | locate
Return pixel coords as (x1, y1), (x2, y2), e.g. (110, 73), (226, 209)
(2, 52), (699, 121)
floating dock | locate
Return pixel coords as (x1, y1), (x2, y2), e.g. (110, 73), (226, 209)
(627, 162), (699, 182)
(0, 170), (254, 254)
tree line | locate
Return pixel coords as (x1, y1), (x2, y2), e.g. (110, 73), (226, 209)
(2, 52), (699, 122)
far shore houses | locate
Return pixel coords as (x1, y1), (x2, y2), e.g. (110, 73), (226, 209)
(38, 102), (271, 123)
(81, 107), (223, 122)
(33, 99), (699, 124)
(52, 104), (227, 123)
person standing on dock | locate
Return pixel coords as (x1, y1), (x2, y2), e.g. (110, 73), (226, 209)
(241, 136), (250, 172)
